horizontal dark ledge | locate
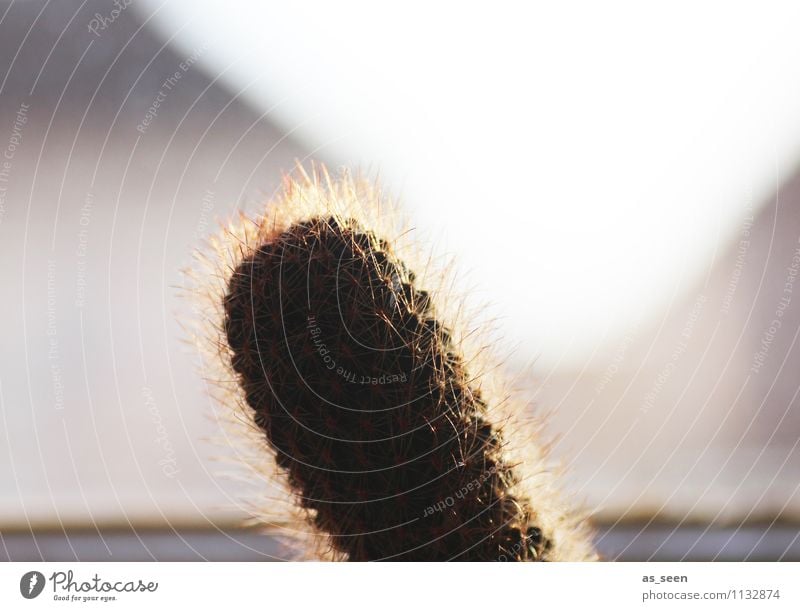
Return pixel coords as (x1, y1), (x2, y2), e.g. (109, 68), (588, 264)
(1, 523), (798, 561)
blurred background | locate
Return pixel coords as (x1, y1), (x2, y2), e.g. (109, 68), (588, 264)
(1, 0), (799, 560)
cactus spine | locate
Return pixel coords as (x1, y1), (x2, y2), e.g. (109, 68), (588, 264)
(198, 164), (596, 561)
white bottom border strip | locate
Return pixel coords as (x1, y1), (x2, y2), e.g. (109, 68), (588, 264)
(0, 562), (797, 610)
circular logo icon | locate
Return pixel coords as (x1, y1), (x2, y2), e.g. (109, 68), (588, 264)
(20, 571), (45, 599)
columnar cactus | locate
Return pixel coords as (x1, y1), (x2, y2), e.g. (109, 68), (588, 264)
(196, 164), (596, 561)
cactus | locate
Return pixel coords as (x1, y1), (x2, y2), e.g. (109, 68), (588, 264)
(194, 164), (596, 561)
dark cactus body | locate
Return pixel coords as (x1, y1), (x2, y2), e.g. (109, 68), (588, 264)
(223, 216), (551, 561)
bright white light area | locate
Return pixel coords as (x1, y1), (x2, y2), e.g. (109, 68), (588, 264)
(138, 1), (800, 365)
